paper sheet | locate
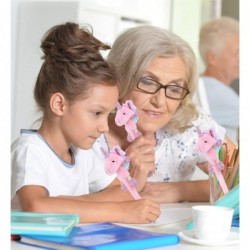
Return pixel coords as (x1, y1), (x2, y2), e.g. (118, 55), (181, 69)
(127, 207), (192, 227)
(155, 207), (192, 225)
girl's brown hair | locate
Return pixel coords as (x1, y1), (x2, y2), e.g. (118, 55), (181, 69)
(34, 22), (117, 112)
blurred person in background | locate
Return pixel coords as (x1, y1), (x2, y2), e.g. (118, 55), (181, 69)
(199, 17), (239, 143)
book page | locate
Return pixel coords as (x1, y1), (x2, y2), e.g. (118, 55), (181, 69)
(124, 207), (192, 227)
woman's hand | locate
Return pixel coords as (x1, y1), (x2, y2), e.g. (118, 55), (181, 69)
(140, 180), (210, 203)
(197, 162), (209, 174)
(140, 182), (182, 203)
(125, 134), (156, 191)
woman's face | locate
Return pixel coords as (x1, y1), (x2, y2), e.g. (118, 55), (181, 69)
(128, 56), (187, 134)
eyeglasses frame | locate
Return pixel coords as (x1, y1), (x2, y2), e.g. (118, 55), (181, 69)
(137, 77), (190, 100)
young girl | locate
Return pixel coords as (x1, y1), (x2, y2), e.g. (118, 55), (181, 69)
(11, 22), (160, 224)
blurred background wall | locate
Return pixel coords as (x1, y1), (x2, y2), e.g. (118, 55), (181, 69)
(221, 0), (239, 94)
(11, 0), (239, 142)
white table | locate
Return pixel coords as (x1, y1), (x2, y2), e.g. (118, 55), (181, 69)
(11, 202), (239, 250)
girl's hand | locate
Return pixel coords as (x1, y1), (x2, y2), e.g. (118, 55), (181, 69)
(119, 199), (160, 224)
(125, 134), (156, 191)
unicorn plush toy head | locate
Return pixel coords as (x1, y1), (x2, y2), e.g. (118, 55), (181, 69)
(115, 100), (142, 142)
(197, 128), (223, 153)
(102, 146), (129, 175)
(100, 100), (142, 200)
(101, 145), (141, 200)
(115, 100), (138, 126)
(196, 127), (228, 195)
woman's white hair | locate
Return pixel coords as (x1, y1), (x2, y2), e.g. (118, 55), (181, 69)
(108, 25), (199, 133)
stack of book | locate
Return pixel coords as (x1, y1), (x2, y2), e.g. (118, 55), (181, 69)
(11, 212), (180, 249)
(11, 211), (80, 237)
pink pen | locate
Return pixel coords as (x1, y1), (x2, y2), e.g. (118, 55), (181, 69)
(101, 146), (141, 200)
(197, 127), (229, 194)
(115, 100), (142, 142)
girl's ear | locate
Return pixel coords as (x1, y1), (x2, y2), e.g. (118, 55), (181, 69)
(50, 92), (66, 116)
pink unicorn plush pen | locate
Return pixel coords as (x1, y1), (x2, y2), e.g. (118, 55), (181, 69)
(101, 146), (141, 200)
(115, 100), (142, 142)
(101, 100), (142, 200)
(197, 127), (229, 195)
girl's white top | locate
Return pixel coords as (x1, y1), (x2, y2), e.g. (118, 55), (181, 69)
(11, 130), (115, 209)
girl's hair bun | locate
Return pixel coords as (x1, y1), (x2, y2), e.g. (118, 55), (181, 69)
(41, 22), (110, 65)
(34, 22), (117, 110)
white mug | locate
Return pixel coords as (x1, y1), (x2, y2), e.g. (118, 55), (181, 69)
(192, 205), (234, 241)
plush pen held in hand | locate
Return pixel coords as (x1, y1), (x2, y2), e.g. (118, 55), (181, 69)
(115, 100), (142, 142)
(101, 100), (143, 200)
(115, 100), (153, 177)
(197, 128), (229, 195)
(101, 146), (141, 200)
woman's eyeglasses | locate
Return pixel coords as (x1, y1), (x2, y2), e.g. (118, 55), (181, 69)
(137, 77), (190, 100)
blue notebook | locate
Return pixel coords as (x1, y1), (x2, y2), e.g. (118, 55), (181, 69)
(11, 211), (80, 236)
(20, 222), (180, 250)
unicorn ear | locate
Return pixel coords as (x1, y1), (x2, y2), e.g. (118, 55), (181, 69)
(196, 127), (203, 137)
(126, 100), (132, 108)
(209, 128), (216, 138)
(116, 102), (122, 110)
(113, 145), (120, 155)
(113, 145), (124, 156)
(126, 100), (136, 111)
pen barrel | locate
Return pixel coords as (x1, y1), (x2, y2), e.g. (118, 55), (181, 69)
(209, 164), (236, 203)
(212, 165), (229, 194)
(122, 178), (141, 200)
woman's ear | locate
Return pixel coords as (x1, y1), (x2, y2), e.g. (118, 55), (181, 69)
(50, 93), (66, 116)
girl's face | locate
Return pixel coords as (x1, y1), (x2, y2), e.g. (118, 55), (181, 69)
(128, 56), (187, 134)
(62, 85), (119, 149)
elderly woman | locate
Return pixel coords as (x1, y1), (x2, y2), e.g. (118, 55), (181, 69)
(95, 25), (226, 203)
